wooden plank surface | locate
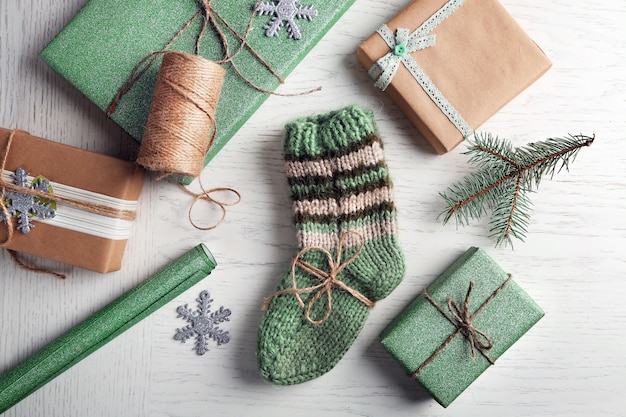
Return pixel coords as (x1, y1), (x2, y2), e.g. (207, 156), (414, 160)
(1, 0), (625, 415)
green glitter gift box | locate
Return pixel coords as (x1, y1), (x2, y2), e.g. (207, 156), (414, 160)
(40, 0), (356, 182)
(381, 247), (544, 407)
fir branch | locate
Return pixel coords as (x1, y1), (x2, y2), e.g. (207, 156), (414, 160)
(440, 133), (594, 246)
(467, 133), (518, 170)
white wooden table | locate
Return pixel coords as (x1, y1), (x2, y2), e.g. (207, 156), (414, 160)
(1, 1), (625, 416)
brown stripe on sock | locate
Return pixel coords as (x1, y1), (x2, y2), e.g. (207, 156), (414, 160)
(293, 186), (394, 218)
(335, 140), (385, 173)
(285, 158), (333, 179)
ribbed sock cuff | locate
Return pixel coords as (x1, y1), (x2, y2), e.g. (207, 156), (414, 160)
(283, 104), (378, 159)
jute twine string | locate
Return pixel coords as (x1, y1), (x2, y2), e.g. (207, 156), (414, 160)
(105, 0), (320, 117)
(0, 132), (15, 248)
(1, 130), (68, 278)
(180, 178), (241, 231)
(261, 231), (375, 325)
(137, 51), (225, 178)
(5, 250), (66, 279)
(410, 275), (513, 379)
(107, 0), (319, 178)
(133, 52), (240, 229)
(104, 0), (324, 228)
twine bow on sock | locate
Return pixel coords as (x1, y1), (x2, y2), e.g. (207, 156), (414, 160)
(261, 231), (375, 325)
(411, 275), (513, 378)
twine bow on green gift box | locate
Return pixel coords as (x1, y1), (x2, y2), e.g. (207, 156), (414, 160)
(368, 0), (473, 138)
(380, 247), (544, 407)
(411, 276), (513, 378)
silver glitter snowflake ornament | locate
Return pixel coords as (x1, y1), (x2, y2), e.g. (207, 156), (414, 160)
(0, 167), (56, 234)
(255, 0), (318, 40)
(174, 290), (231, 355)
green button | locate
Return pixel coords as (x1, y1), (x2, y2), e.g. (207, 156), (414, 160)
(394, 43), (407, 56)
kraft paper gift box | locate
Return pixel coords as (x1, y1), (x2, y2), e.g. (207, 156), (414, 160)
(0, 128), (144, 273)
(40, 0), (357, 182)
(356, 0), (552, 154)
(381, 247), (544, 407)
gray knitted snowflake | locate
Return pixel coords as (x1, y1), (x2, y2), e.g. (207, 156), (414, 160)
(0, 167), (56, 234)
(174, 290), (231, 355)
(255, 0), (318, 40)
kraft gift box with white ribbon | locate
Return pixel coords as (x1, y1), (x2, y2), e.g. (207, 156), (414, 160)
(357, 0), (552, 154)
(1, 128), (144, 273)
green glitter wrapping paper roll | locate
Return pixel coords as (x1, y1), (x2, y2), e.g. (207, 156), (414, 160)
(40, 0), (357, 184)
(381, 247), (544, 407)
(0, 243), (216, 415)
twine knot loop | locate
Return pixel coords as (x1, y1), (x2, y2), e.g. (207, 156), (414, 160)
(446, 281), (494, 358)
(261, 231), (375, 325)
(180, 180), (241, 231)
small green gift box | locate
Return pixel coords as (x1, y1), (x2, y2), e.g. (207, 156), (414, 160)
(40, 0), (356, 182)
(381, 247), (544, 407)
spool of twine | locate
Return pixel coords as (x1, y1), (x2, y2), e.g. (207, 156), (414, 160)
(137, 51), (225, 178)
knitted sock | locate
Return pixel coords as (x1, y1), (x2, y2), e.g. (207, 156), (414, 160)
(257, 105), (405, 385)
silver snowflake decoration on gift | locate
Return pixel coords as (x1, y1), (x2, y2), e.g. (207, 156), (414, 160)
(0, 167), (56, 234)
(174, 290), (231, 355)
(255, 0), (318, 40)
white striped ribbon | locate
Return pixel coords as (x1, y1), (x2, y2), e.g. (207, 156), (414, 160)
(2, 170), (138, 240)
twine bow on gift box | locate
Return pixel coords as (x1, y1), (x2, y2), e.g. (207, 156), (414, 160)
(410, 274), (513, 378)
(261, 231), (375, 325)
(368, 0), (473, 138)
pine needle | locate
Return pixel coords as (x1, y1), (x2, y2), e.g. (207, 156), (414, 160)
(439, 132), (594, 247)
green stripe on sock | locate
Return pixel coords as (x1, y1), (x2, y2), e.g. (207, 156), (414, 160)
(335, 164), (390, 193)
(290, 164), (390, 201)
(295, 220), (339, 234)
(340, 209), (397, 231)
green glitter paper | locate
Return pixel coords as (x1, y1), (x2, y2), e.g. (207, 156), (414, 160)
(0, 244), (216, 415)
(381, 247), (543, 407)
(40, 0), (356, 184)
